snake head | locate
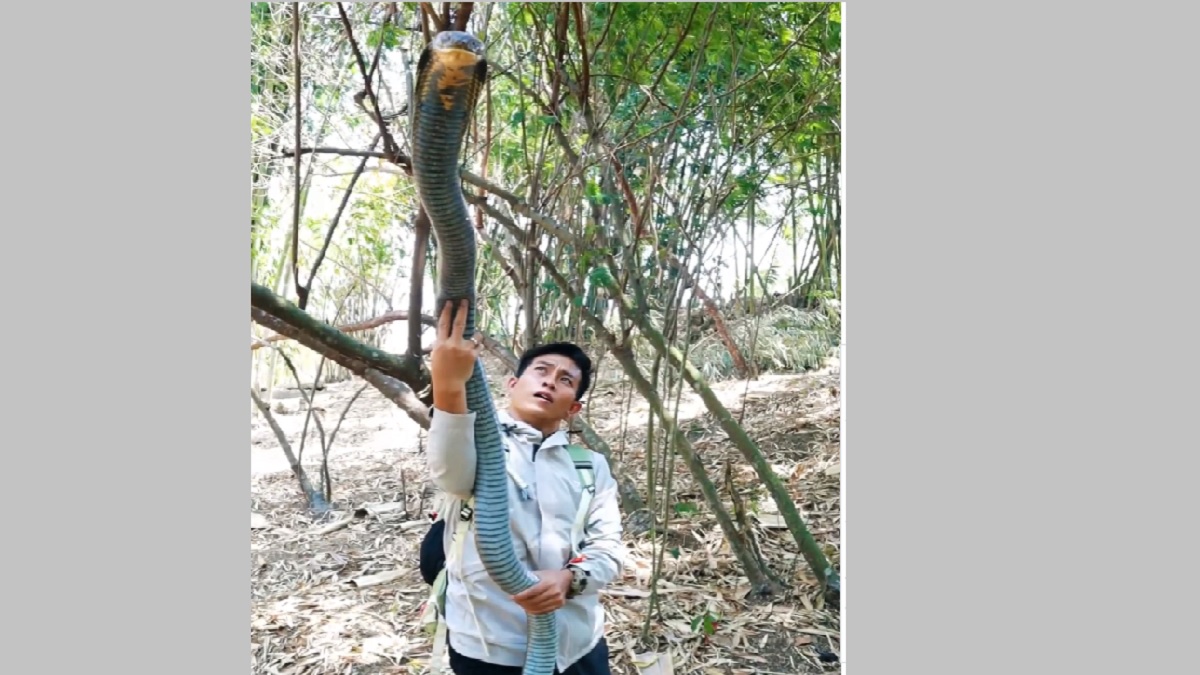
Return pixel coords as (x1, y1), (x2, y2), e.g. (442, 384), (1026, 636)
(428, 30), (485, 58)
(416, 30), (488, 104)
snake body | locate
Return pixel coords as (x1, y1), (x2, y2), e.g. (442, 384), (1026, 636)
(410, 31), (558, 675)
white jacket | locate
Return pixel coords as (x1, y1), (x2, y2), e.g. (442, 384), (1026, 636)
(426, 408), (625, 671)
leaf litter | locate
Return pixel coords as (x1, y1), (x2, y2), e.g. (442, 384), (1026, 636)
(251, 355), (842, 675)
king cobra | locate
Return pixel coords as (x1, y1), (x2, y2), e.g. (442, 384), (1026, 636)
(410, 31), (559, 675)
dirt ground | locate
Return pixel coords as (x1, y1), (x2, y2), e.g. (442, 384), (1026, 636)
(250, 354), (842, 675)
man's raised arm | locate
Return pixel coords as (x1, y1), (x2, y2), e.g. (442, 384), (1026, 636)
(423, 300), (485, 499)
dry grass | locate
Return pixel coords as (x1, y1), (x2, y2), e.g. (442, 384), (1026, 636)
(251, 349), (841, 675)
(627, 305), (840, 383)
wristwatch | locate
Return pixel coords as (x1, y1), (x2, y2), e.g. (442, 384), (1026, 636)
(566, 564), (589, 598)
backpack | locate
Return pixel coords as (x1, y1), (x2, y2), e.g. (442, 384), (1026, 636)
(417, 444), (597, 673)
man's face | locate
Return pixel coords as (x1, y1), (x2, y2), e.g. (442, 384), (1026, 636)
(506, 353), (584, 428)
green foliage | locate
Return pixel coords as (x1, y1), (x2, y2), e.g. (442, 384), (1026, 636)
(673, 501), (699, 516)
(250, 1), (840, 372)
(690, 610), (721, 636)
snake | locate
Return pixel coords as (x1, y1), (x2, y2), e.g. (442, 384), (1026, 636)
(410, 30), (559, 675)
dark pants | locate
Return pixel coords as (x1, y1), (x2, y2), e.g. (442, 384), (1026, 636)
(448, 638), (611, 675)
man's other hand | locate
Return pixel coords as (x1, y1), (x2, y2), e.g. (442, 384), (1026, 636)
(511, 569), (572, 615)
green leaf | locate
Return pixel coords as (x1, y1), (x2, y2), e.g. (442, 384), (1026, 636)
(672, 501), (698, 515)
(587, 266), (615, 290)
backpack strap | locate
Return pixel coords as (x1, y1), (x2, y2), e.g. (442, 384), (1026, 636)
(566, 443), (596, 560)
(422, 496), (476, 674)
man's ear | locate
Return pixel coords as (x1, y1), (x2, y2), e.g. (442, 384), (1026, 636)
(506, 376), (518, 391)
(566, 400), (583, 416)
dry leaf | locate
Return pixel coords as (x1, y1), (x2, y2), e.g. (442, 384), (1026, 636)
(631, 650), (675, 675)
(752, 513), (788, 529)
(251, 366), (842, 675)
(348, 570), (405, 588)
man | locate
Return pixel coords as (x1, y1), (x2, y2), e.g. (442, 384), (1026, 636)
(426, 300), (624, 675)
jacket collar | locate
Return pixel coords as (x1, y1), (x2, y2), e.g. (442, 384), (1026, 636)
(497, 409), (569, 450)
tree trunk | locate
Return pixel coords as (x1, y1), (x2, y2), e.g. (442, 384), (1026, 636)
(615, 277), (839, 597)
(532, 253), (779, 594)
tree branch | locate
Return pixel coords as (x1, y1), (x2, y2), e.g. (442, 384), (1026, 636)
(303, 133), (382, 302)
(292, 3), (305, 309)
(251, 306), (432, 428)
(527, 246), (778, 594)
(452, 2), (473, 30)
(409, 207), (431, 359)
(251, 282), (428, 394)
(420, 3), (443, 31)
(337, 3), (402, 162)
(251, 387), (331, 516)
(251, 308), (437, 351)
(277, 145), (399, 164)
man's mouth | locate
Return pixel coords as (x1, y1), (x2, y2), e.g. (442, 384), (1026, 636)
(533, 392), (553, 403)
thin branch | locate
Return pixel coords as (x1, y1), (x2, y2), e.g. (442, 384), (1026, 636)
(461, 170), (580, 245)
(251, 306), (432, 428)
(251, 309), (436, 351)
(337, 3), (401, 162)
(452, 2), (473, 30)
(251, 387), (331, 516)
(408, 207), (431, 358)
(291, 3), (305, 308)
(303, 133), (381, 299)
(420, 3), (443, 31)
(251, 282), (426, 390)
(278, 145), (400, 165)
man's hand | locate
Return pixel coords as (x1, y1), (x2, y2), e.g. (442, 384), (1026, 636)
(511, 569), (572, 615)
(430, 299), (483, 413)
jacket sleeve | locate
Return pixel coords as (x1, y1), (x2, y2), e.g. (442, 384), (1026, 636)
(425, 408), (477, 499)
(570, 454), (625, 594)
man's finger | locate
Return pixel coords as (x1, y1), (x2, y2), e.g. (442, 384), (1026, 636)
(437, 301), (452, 338)
(526, 598), (562, 615)
(512, 586), (541, 601)
(513, 582), (551, 602)
(452, 299), (469, 338)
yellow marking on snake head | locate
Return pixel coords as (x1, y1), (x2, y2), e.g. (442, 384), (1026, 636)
(429, 48), (483, 111)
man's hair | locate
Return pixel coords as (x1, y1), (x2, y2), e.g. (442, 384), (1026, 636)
(515, 341), (593, 401)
